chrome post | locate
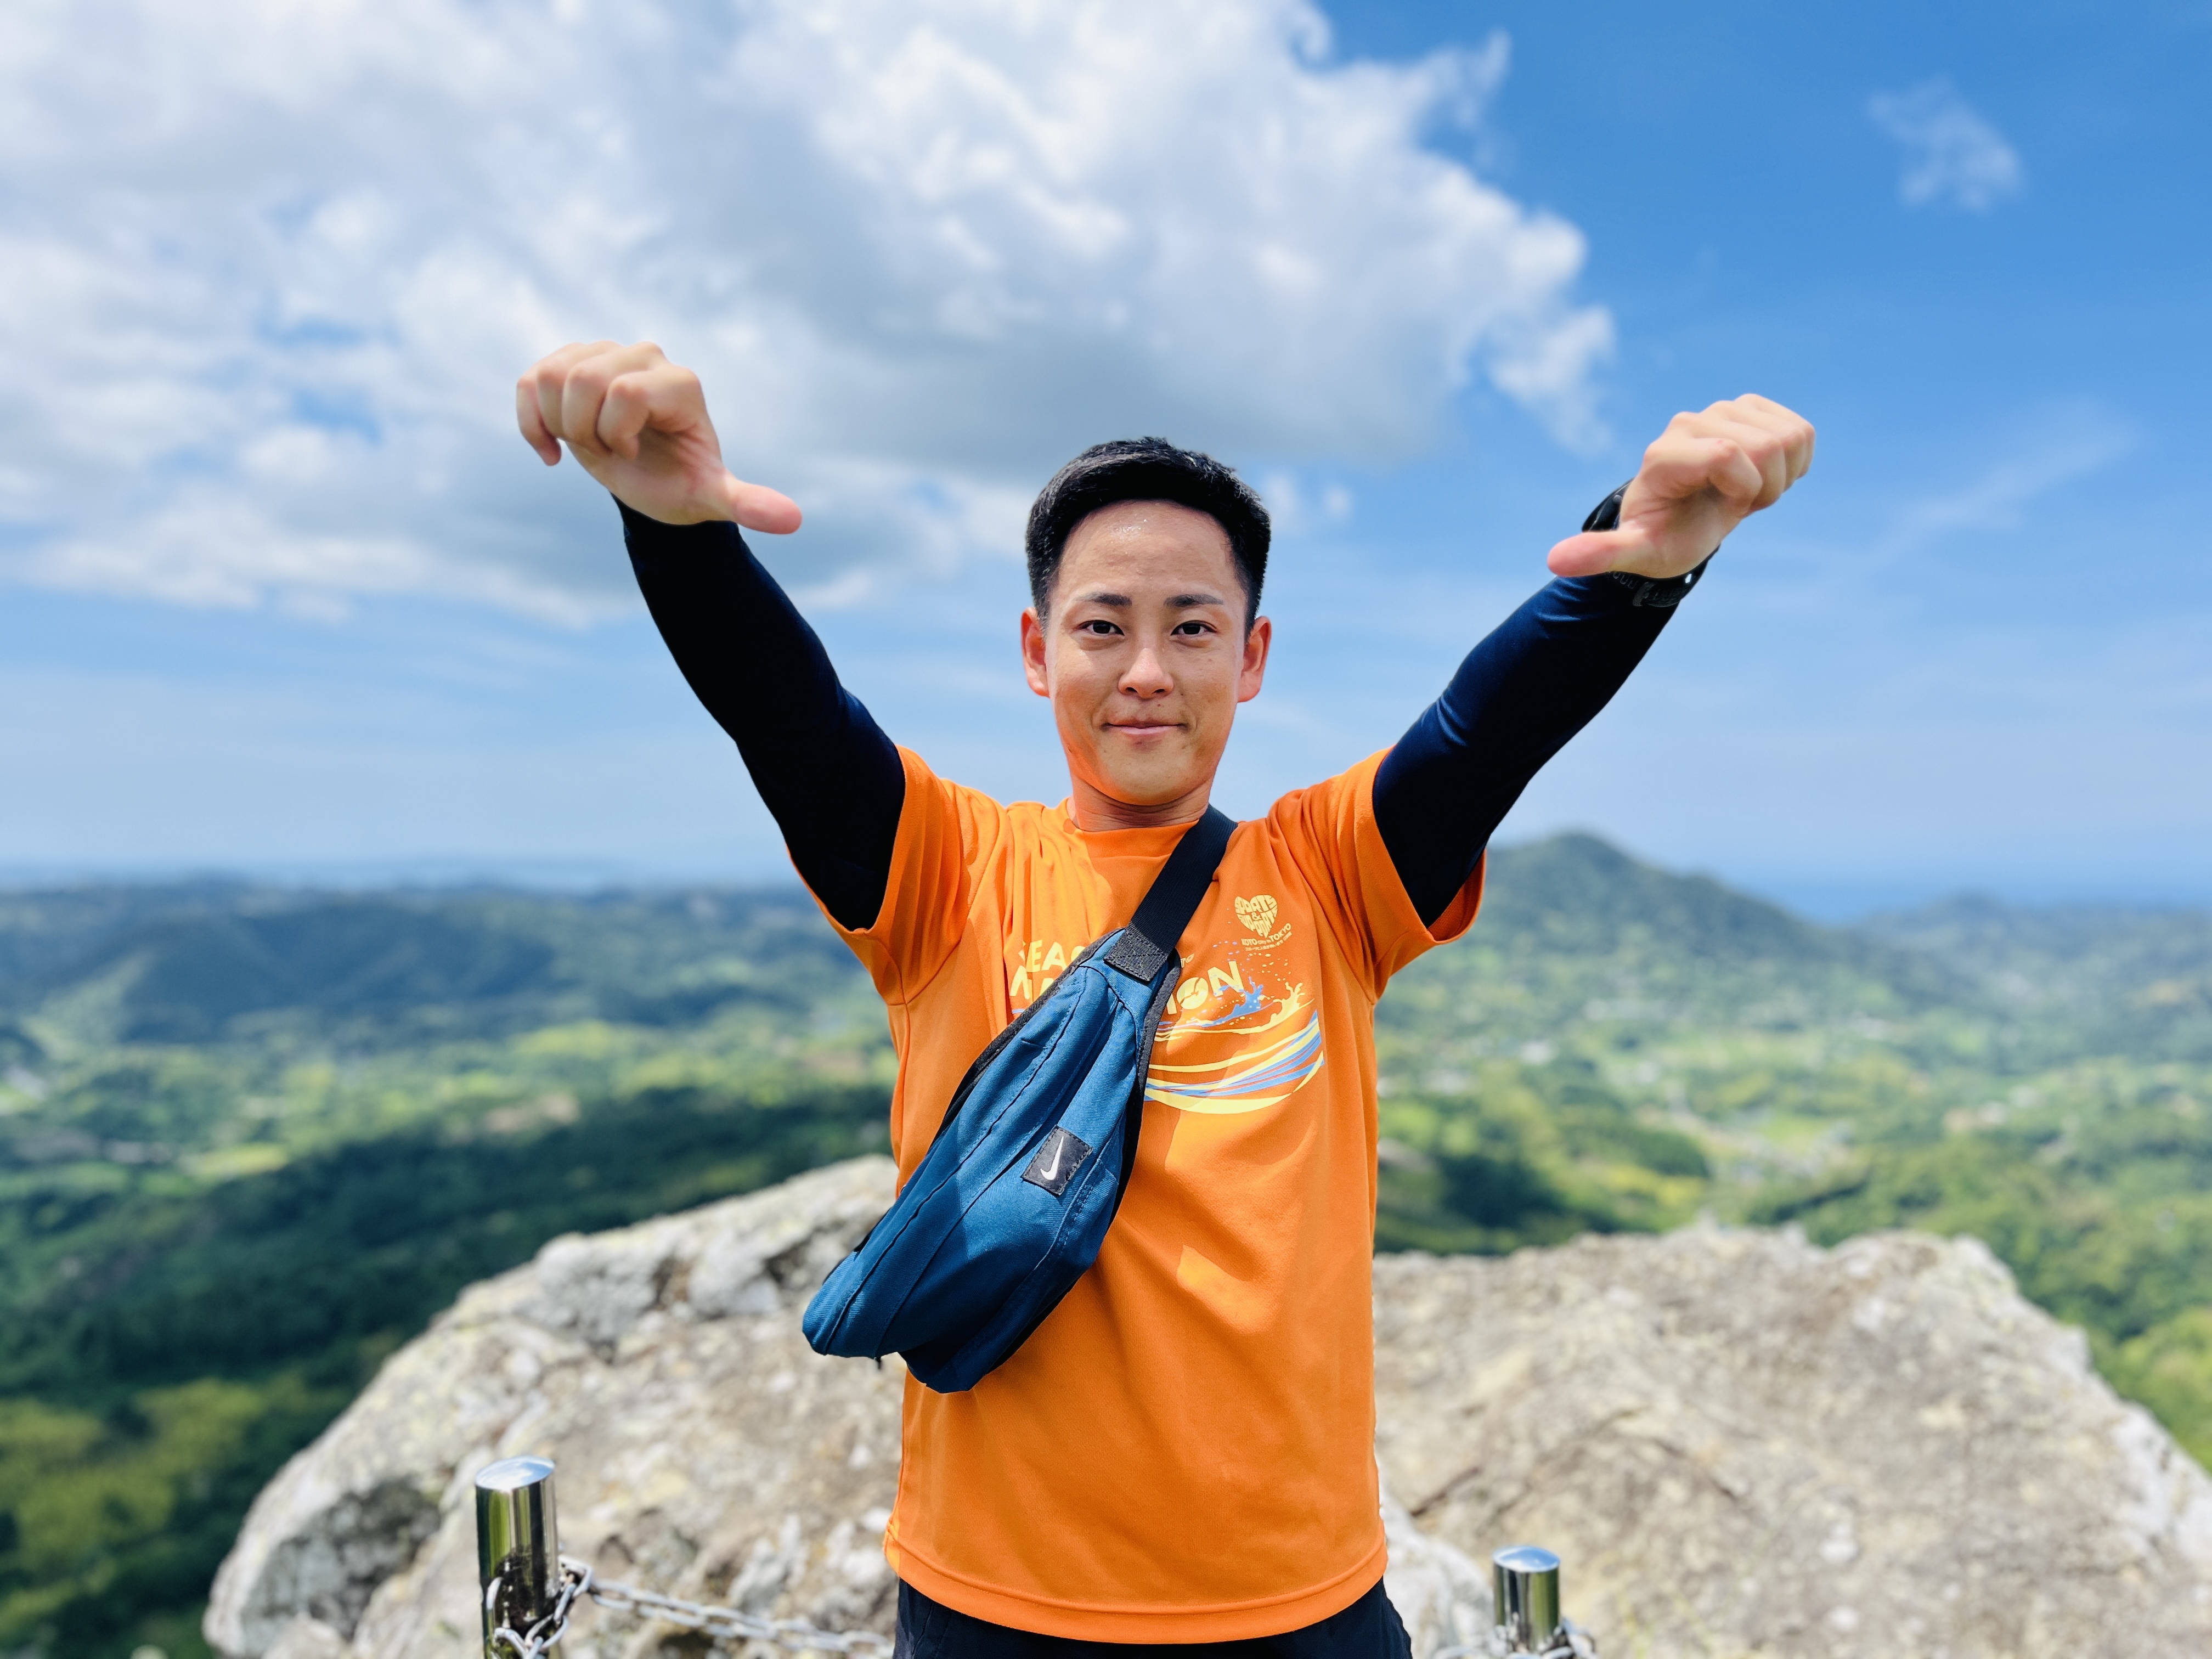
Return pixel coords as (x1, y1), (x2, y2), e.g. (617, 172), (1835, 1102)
(476, 1455), (560, 1657)
(1493, 1544), (1562, 1653)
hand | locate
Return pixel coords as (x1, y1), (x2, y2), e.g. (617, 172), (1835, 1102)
(515, 341), (802, 533)
(1546, 394), (1814, 579)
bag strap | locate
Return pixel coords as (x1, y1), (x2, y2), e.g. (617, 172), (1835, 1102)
(1101, 806), (1237, 983)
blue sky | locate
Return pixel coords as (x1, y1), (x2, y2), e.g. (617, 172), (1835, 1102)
(2, 0), (2207, 917)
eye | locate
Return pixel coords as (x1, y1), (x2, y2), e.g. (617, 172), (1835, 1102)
(1077, 618), (1121, 636)
(1172, 620), (1214, 636)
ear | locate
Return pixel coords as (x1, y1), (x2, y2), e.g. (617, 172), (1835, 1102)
(1020, 607), (1051, 698)
(1235, 614), (1272, 704)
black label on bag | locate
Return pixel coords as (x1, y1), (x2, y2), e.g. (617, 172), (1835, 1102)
(1022, 1126), (1094, 1198)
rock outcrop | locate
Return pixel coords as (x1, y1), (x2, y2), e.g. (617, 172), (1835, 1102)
(210, 1158), (2212, 1658)
(1374, 1227), (2212, 1657)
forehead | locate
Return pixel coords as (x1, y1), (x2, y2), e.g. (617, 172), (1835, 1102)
(1057, 500), (1237, 597)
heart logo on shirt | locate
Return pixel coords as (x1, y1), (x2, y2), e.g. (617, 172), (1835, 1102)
(1234, 894), (1278, 938)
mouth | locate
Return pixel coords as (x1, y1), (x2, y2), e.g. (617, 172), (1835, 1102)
(1105, 720), (1182, 737)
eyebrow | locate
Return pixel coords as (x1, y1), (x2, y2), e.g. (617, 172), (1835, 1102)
(1071, 591), (1227, 610)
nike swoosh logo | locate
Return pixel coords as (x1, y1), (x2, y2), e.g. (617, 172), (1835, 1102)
(1024, 1127), (1092, 1195)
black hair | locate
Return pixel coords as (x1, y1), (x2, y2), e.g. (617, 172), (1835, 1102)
(1023, 437), (1270, 624)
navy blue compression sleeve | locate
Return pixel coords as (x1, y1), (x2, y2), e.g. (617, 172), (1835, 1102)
(1375, 487), (1709, 927)
(619, 500), (904, 932)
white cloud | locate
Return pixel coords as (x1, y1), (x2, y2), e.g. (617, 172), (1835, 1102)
(1869, 78), (2024, 212)
(1872, 406), (2132, 564)
(0, 0), (1610, 619)
(1257, 471), (1355, 538)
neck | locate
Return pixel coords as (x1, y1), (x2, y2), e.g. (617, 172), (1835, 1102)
(1066, 774), (1214, 833)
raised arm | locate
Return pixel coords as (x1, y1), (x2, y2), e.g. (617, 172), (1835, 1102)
(518, 342), (902, 930)
(1376, 396), (1815, 925)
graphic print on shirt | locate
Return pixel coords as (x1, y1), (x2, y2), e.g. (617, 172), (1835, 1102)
(1003, 891), (1326, 1119)
(1148, 891), (1322, 1117)
(1231, 891), (1292, 948)
(1005, 935), (1074, 1005)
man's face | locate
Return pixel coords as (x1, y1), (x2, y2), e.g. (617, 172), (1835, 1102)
(1020, 500), (1271, 816)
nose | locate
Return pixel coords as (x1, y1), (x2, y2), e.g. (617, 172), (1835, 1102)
(1121, 642), (1173, 699)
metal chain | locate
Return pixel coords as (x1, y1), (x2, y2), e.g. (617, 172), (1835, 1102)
(586, 1568), (894, 1656)
(490, 1556), (893, 1657)
(486, 1559), (592, 1658)
(490, 1560), (1587, 1659)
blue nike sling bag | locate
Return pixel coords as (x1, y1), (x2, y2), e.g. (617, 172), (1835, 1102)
(802, 806), (1235, 1393)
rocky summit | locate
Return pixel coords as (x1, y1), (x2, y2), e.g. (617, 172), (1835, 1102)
(208, 1158), (2212, 1658)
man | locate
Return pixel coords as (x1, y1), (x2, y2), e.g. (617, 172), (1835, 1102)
(517, 341), (1813, 1656)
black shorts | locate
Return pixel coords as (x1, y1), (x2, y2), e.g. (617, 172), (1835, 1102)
(892, 1578), (1414, 1658)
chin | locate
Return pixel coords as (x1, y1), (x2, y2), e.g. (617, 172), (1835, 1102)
(1099, 771), (1201, 807)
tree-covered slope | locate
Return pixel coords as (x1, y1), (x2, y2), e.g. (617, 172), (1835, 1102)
(1865, 894), (2212, 1064)
(2, 885), (862, 1053)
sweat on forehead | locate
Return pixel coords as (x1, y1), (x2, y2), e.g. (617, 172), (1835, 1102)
(1024, 436), (1270, 618)
(1054, 506), (1237, 614)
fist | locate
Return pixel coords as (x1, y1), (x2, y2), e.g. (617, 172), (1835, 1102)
(516, 341), (801, 533)
(1548, 394), (1814, 579)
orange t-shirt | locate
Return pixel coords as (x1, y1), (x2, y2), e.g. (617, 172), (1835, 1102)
(821, 746), (1482, 1643)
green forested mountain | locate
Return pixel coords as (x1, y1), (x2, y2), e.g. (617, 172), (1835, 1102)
(1, 842), (2208, 1658)
(0, 883), (868, 1049)
(1864, 893), (2212, 1065)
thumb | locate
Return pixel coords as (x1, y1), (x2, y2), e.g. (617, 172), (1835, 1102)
(1546, 523), (1658, 578)
(720, 472), (804, 535)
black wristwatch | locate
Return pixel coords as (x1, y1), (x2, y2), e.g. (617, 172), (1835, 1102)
(1583, 482), (1713, 610)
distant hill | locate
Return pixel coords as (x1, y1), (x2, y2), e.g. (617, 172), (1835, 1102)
(1866, 894), (2212, 1063)
(1, 884), (868, 1053)
(0, 880), (259, 992)
(0, 837), (1978, 1054)
(8, 840), (2205, 1065)
(15, 837), (2207, 1068)
(1380, 832), (1966, 1048)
